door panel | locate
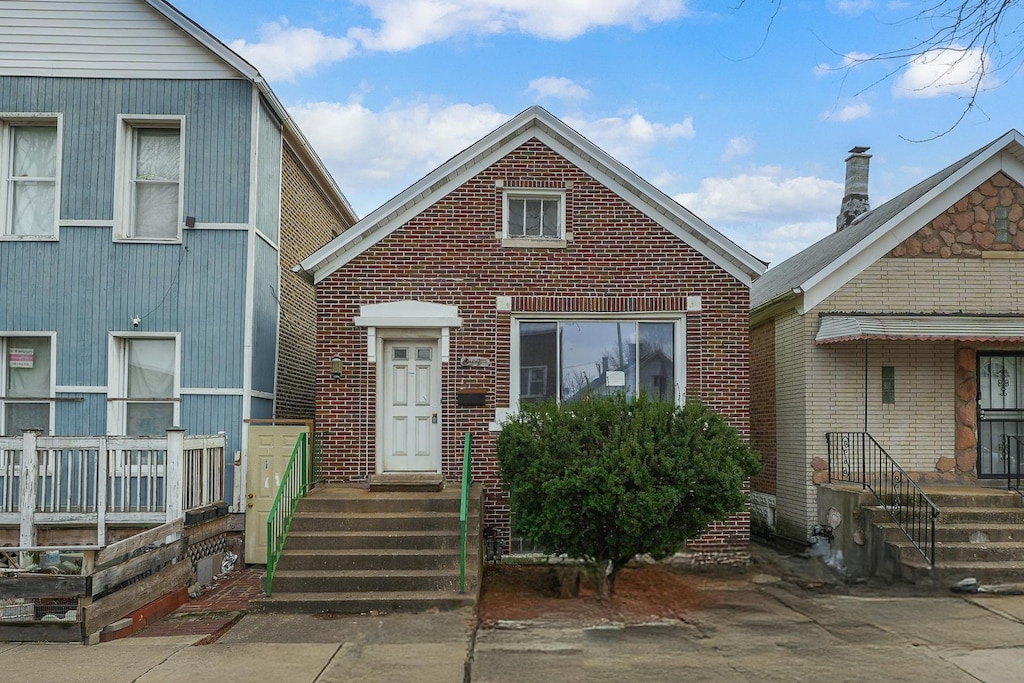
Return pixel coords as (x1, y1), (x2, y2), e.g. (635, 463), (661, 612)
(245, 424), (308, 563)
(978, 353), (1024, 478)
(382, 340), (440, 472)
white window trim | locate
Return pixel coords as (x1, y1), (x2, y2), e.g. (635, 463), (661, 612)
(113, 114), (186, 244)
(1, 331), (57, 435)
(508, 315), (686, 412)
(0, 113), (62, 242)
(502, 188), (567, 247)
(107, 332), (181, 435)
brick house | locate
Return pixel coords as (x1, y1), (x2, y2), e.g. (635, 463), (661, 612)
(751, 131), (1024, 580)
(297, 106), (766, 555)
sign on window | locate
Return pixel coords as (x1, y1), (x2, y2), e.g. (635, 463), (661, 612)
(8, 348), (34, 368)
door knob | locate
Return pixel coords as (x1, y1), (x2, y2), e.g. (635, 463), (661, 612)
(432, 412), (438, 424)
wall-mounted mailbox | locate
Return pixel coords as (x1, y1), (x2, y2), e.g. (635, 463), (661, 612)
(457, 389), (487, 407)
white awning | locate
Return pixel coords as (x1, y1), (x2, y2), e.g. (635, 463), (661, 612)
(816, 315), (1024, 344)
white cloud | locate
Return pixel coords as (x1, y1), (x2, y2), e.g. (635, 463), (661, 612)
(674, 166), (842, 223)
(229, 19), (356, 81)
(527, 77), (591, 101)
(565, 113), (695, 167)
(722, 136), (754, 161)
(821, 102), (872, 121)
(289, 100), (510, 213)
(829, 0), (874, 16)
(739, 221), (835, 268)
(348, 0), (690, 52)
(287, 100), (698, 216)
(893, 45), (998, 98)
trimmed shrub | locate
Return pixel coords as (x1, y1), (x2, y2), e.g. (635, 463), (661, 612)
(497, 393), (760, 595)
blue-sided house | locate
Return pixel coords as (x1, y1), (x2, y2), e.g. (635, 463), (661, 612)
(0, 0), (356, 549)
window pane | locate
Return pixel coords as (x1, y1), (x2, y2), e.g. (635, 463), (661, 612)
(524, 199), (542, 236)
(127, 339), (175, 398)
(416, 347), (432, 361)
(4, 403), (49, 436)
(6, 337), (50, 397)
(11, 180), (54, 235)
(12, 126), (56, 178)
(508, 199), (524, 236)
(135, 129), (179, 181)
(560, 322), (636, 402)
(133, 181), (178, 238)
(638, 323), (674, 401)
(519, 322), (556, 403)
(126, 402), (174, 436)
(541, 199), (559, 237)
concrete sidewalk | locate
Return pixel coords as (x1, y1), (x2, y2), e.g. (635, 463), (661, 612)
(5, 545), (1024, 682)
(472, 574), (1024, 682)
(0, 608), (475, 682)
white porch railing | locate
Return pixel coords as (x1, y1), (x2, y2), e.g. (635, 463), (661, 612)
(0, 429), (225, 546)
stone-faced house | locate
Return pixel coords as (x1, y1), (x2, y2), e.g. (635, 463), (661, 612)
(750, 131), (1024, 580)
(297, 106), (767, 556)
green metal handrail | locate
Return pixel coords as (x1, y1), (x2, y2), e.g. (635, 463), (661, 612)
(459, 431), (472, 593)
(265, 431), (309, 595)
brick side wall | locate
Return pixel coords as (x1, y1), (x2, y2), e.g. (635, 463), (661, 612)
(276, 144), (352, 419)
(750, 320), (776, 495)
(315, 138), (752, 552)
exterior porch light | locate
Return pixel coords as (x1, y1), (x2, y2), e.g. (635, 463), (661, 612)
(331, 355), (343, 379)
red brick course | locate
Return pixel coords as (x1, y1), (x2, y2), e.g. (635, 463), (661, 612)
(314, 138), (753, 554)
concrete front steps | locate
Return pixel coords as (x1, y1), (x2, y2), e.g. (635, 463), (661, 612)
(870, 486), (1024, 587)
(250, 482), (483, 614)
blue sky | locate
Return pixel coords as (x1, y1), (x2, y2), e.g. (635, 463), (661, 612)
(173, 0), (1023, 267)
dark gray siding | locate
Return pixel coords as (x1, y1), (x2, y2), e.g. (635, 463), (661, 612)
(0, 76), (252, 223)
(251, 237), (279, 395)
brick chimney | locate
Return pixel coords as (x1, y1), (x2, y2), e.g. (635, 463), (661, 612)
(836, 146), (871, 231)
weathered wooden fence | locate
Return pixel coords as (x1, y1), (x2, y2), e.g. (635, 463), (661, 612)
(0, 430), (225, 546)
(0, 521), (189, 643)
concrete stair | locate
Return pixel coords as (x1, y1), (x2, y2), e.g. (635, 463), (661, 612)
(869, 487), (1024, 586)
(250, 483), (483, 614)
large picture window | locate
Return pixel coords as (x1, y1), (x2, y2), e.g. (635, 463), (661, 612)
(2, 118), (59, 238)
(516, 320), (679, 405)
(1, 335), (53, 436)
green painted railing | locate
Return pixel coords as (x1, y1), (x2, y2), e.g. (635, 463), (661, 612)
(265, 431), (309, 596)
(459, 431), (472, 593)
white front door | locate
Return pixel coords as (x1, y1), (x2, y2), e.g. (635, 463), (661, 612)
(381, 339), (441, 472)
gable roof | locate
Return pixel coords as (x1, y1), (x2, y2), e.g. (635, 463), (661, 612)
(141, 0), (358, 226)
(751, 129), (1024, 314)
(0, 0), (356, 226)
(296, 106), (767, 286)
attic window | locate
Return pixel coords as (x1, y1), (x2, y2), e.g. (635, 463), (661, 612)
(995, 205), (1009, 243)
(502, 189), (566, 248)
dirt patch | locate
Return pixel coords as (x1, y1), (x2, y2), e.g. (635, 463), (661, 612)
(477, 561), (752, 626)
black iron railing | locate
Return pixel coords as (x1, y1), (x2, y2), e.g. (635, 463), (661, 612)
(1004, 435), (1023, 497)
(825, 432), (940, 565)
